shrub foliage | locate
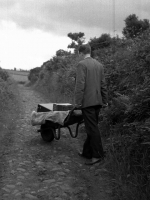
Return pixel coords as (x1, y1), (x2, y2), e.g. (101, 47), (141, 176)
(28, 17), (150, 199)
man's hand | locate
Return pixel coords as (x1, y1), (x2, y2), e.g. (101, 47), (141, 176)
(74, 104), (82, 109)
(102, 103), (108, 108)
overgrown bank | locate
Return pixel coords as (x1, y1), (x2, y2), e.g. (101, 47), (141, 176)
(0, 68), (20, 185)
(28, 26), (150, 200)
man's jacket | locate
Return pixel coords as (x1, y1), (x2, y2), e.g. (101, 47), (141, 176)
(75, 57), (108, 108)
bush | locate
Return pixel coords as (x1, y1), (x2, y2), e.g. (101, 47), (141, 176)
(0, 69), (16, 112)
(31, 28), (150, 200)
(90, 30), (150, 199)
(0, 68), (9, 81)
(28, 67), (41, 83)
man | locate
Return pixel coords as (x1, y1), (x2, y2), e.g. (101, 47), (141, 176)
(74, 43), (108, 165)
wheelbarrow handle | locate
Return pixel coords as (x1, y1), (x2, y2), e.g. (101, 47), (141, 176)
(70, 106), (82, 113)
(64, 107), (81, 124)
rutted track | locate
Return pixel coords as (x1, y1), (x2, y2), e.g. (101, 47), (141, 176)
(0, 82), (112, 200)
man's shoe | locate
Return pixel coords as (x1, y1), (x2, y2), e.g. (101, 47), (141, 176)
(78, 152), (91, 159)
(85, 157), (103, 165)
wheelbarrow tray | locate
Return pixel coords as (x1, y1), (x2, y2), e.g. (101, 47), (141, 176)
(44, 110), (83, 128)
(37, 107), (84, 142)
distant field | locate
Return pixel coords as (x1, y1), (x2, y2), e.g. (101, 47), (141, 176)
(5, 70), (29, 83)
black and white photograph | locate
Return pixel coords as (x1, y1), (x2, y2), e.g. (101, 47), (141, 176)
(0, 0), (150, 199)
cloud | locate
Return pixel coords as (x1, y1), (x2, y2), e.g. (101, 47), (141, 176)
(0, 0), (150, 39)
(0, 0), (150, 70)
(0, 21), (70, 70)
(136, 0), (150, 19)
(0, 0), (119, 37)
(0, 0), (17, 8)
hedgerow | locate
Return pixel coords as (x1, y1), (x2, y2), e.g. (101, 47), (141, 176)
(99, 29), (150, 200)
(28, 28), (150, 199)
(0, 69), (16, 112)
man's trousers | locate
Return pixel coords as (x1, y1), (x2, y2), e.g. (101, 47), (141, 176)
(81, 105), (104, 159)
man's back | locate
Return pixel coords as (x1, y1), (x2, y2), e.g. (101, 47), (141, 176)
(75, 57), (107, 108)
(74, 43), (107, 164)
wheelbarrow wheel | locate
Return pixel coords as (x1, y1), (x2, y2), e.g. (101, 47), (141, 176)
(41, 127), (55, 142)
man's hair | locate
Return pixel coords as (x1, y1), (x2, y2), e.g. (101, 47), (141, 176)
(78, 44), (91, 54)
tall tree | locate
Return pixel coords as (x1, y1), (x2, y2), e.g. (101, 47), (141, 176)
(122, 14), (150, 39)
(67, 32), (85, 53)
(56, 49), (71, 57)
(89, 33), (112, 51)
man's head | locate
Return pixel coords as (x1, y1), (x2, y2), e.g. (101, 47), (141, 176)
(78, 44), (91, 56)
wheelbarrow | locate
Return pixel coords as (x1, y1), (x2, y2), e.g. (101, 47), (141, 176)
(36, 103), (84, 142)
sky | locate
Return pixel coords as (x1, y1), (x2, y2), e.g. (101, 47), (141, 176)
(0, 0), (150, 70)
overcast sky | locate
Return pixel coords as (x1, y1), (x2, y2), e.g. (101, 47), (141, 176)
(0, 0), (150, 70)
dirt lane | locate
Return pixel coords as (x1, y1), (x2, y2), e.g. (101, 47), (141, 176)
(0, 83), (112, 200)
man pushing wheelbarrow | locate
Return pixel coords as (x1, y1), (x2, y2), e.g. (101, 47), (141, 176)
(31, 103), (84, 142)
(74, 44), (108, 165)
(31, 43), (108, 166)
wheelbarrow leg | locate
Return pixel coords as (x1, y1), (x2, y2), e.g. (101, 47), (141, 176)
(53, 126), (61, 140)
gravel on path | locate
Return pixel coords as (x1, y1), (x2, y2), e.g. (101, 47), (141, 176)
(0, 83), (112, 200)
